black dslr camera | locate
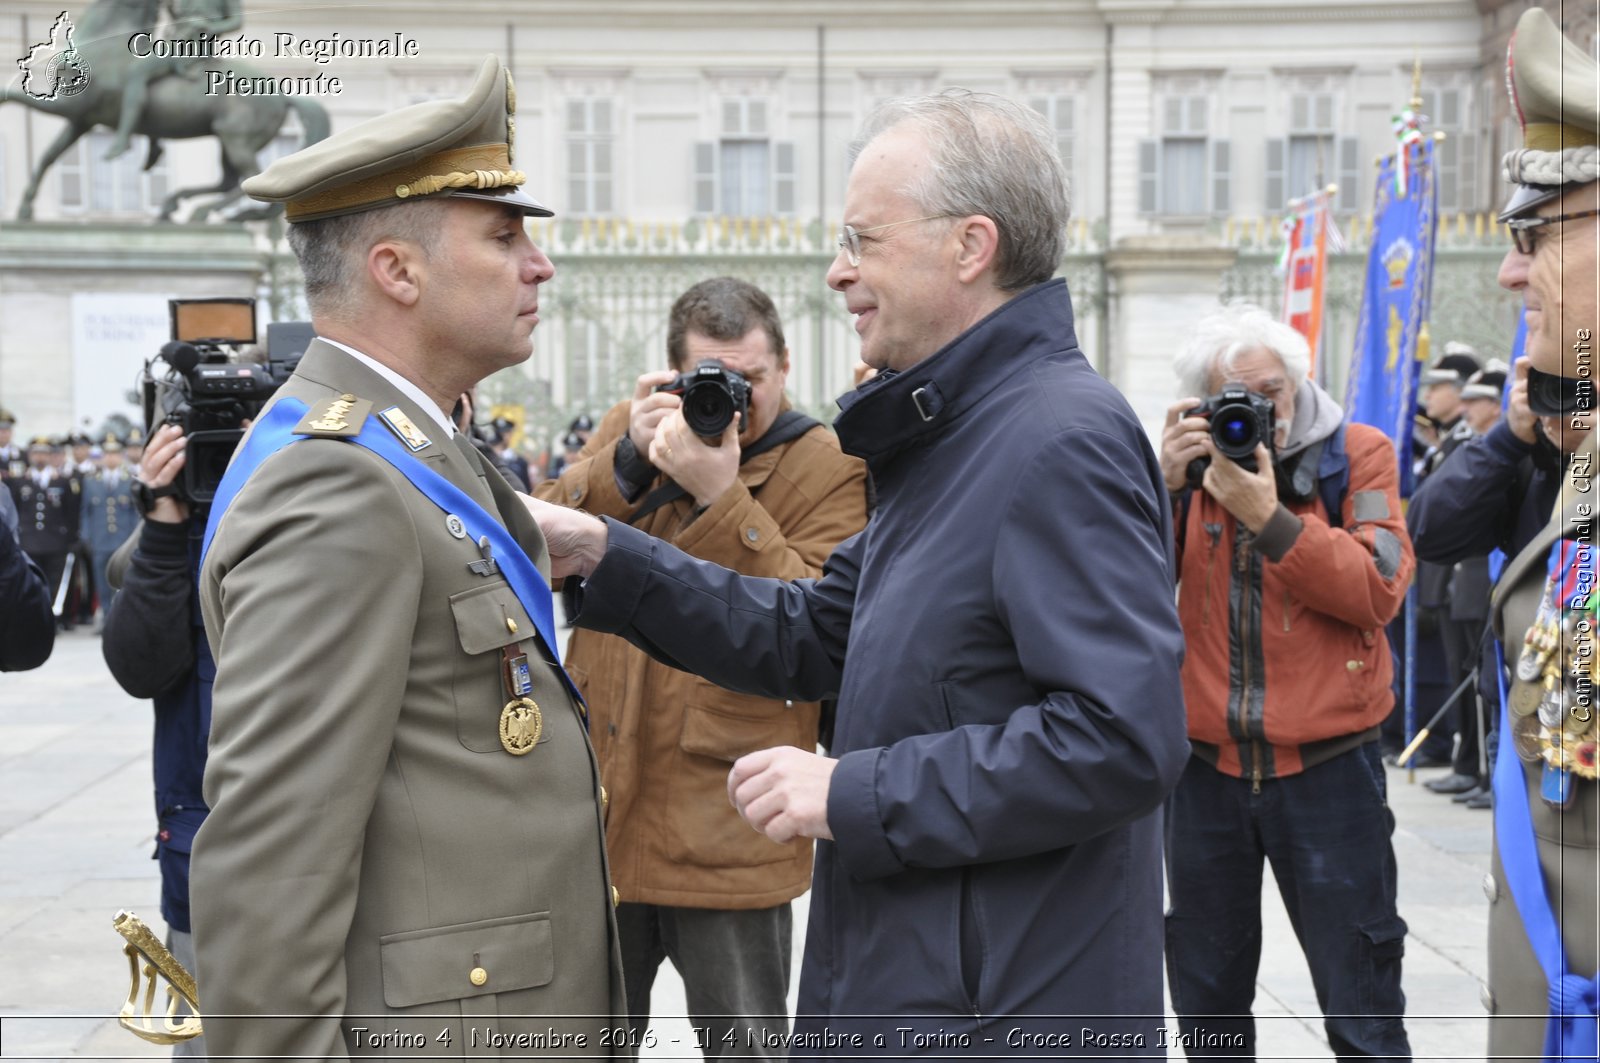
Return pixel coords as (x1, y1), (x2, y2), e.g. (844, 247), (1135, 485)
(653, 360), (751, 439)
(1184, 384), (1278, 489)
(141, 299), (309, 505)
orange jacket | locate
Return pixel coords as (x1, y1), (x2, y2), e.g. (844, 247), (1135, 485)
(534, 399), (869, 908)
(1174, 422), (1414, 780)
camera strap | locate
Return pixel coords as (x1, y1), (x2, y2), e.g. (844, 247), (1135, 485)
(625, 410), (822, 526)
(202, 396), (581, 706)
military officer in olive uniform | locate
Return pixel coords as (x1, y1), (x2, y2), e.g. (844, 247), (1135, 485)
(80, 437), (137, 625)
(1485, 9), (1600, 1059)
(191, 56), (627, 1060)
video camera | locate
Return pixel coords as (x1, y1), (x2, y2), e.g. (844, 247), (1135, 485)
(653, 360), (751, 440)
(1184, 384), (1278, 489)
(141, 298), (311, 505)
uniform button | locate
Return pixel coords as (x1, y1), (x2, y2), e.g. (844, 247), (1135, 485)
(505, 617), (518, 634)
(1482, 872), (1499, 903)
(1346, 660), (1363, 671)
(745, 528), (759, 542)
(611, 886), (620, 908)
(469, 966), (488, 987)
(601, 786), (609, 810)
(1480, 981), (1495, 1013)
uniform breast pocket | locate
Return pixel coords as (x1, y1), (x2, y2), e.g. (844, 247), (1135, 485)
(449, 581), (543, 754)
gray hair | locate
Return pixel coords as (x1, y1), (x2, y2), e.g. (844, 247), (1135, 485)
(1171, 302), (1311, 398)
(287, 199), (452, 319)
(851, 88), (1070, 291)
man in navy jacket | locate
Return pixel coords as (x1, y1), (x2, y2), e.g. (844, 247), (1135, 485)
(526, 90), (1188, 1056)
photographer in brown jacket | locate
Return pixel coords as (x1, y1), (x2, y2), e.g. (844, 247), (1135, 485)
(535, 277), (869, 1058)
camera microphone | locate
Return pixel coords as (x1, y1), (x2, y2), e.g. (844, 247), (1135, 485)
(161, 341), (202, 375)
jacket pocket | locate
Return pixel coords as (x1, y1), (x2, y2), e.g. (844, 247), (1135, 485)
(667, 695), (803, 868)
(379, 911), (553, 1008)
(449, 581), (540, 753)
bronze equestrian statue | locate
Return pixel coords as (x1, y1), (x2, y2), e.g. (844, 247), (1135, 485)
(3, 0), (330, 222)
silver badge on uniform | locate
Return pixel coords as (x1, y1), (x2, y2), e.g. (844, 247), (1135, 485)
(445, 514), (467, 539)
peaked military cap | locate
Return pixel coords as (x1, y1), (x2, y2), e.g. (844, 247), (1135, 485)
(1462, 361), (1509, 403)
(243, 55), (552, 223)
(1420, 350), (1481, 388)
(0, 410), (14, 428)
(1499, 7), (1600, 220)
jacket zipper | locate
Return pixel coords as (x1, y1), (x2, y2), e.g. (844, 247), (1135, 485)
(1235, 532), (1263, 794)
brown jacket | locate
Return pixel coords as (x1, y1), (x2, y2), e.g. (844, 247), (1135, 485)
(535, 399), (870, 908)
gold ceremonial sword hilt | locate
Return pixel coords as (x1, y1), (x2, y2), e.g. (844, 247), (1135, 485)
(113, 910), (203, 1044)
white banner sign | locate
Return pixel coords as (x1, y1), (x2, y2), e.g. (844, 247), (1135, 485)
(71, 293), (171, 432)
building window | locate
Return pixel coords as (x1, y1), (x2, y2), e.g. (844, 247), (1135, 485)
(1029, 94), (1075, 195)
(59, 133), (169, 215)
(566, 97), (615, 215)
(693, 96), (795, 217)
(1418, 85), (1477, 213)
(1138, 93), (1229, 216)
(1268, 87), (1359, 213)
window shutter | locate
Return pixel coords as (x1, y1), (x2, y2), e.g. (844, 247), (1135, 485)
(1314, 93), (1334, 132)
(1211, 139), (1231, 215)
(1456, 131), (1478, 213)
(1337, 137), (1360, 212)
(1188, 96), (1207, 134)
(721, 100), (741, 135)
(1437, 135), (1460, 211)
(1291, 94), (1309, 131)
(694, 141), (717, 214)
(594, 140), (614, 214)
(774, 141), (796, 215)
(1163, 98), (1183, 134)
(58, 140), (84, 209)
(1138, 139), (1159, 214)
(1266, 138), (1285, 211)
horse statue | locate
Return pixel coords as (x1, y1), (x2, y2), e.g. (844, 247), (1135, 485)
(3, 0), (330, 222)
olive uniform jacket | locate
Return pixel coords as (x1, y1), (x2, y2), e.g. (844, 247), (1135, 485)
(1487, 430), (1597, 1061)
(535, 400), (869, 908)
(194, 341), (627, 1060)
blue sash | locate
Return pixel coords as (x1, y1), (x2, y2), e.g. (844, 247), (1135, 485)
(1492, 545), (1599, 1062)
(202, 397), (580, 705)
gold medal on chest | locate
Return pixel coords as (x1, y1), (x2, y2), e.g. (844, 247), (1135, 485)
(499, 697), (543, 755)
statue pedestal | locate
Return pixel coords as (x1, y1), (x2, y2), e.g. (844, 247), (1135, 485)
(0, 221), (263, 436)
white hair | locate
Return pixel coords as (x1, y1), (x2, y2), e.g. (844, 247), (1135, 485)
(1171, 302), (1311, 399)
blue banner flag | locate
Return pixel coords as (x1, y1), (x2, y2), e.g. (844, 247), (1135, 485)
(1344, 139), (1439, 497)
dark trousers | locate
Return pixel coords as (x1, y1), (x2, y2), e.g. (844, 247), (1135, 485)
(1441, 616), (1492, 779)
(1165, 746), (1412, 1060)
(616, 901), (792, 1060)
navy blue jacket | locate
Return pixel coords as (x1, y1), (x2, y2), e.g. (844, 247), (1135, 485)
(1408, 420), (1566, 566)
(0, 489), (54, 671)
(578, 280), (1189, 1054)
(101, 518), (212, 932)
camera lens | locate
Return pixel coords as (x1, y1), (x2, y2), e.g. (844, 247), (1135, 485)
(1216, 414), (1253, 448)
(682, 382), (735, 437)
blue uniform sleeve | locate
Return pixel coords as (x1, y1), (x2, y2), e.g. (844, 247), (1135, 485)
(572, 518), (858, 701)
(0, 526), (55, 671)
(1408, 420), (1534, 564)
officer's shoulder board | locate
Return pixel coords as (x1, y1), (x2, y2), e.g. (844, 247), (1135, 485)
(294, 393), (373, 438)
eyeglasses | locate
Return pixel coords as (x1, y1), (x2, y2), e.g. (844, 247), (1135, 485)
(836, 214), (958, 266)
(1507, 208), (1600, 255)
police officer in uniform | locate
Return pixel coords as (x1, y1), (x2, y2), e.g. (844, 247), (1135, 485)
(191, 55), (626, 1058)
(11, 437), (81, 624)
(1485, 9), (1600, 1059)
(0, 412), (25, 481)
(81, 436), (138, 626)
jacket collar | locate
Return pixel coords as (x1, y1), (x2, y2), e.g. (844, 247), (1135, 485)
(833, 279), (1076, 464)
